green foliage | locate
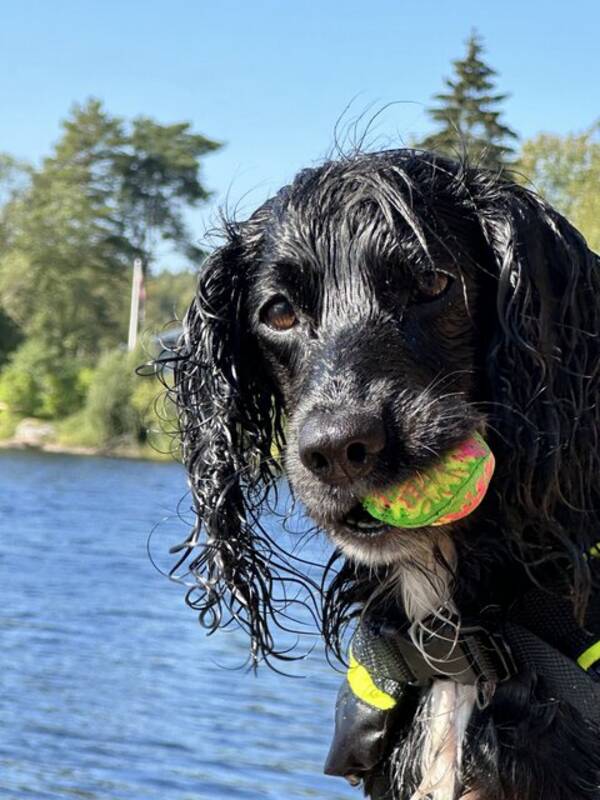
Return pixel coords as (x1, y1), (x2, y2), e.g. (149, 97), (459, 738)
(131, 371), (178, 456)
(58, 346), (177, 453)
(0, 99), (219, 362)
(56, 410), (104, 449)
(0, 104), (132, 356)
(518, 125), (600, 252)
(0, 339), (88, 419)
(81, 348), (141, 444)
(51, 99), (221, 263)
(112, 116), (221, 261)
(0, 308), (22, 367)
(0, 410), (19, 440)
(143, 268), (197, 334)
(0, 156), (30, 336)
(0, 153), (30, 213)
(0, 173), (131, 356)
(0, 99), (217, 452)
(420, 31), (518, 169)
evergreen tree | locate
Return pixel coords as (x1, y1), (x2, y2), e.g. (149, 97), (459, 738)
(420, 32), (518, 169)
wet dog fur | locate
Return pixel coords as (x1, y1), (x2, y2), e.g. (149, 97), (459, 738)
(168, 149), (600, 799)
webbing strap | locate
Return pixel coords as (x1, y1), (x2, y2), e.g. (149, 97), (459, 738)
(507, 578), (600, 681)
(347, 654), (398, 710)
(348, 615), (515, 712)
(578, 641), (600, 672)
(504, 622), (600, 728)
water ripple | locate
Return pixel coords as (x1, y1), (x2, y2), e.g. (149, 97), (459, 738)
(0, 450), (353, 799)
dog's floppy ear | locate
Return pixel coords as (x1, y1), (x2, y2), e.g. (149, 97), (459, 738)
(476, 183), (600, 612)
(171, 221), (304, 664)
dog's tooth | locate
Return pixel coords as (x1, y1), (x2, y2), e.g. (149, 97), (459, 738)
(356, 519), (385, 530)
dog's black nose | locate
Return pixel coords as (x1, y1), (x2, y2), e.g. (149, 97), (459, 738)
(298, 411), (386, 485)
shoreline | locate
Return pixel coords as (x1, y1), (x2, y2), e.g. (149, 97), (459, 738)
(0, 438), (174, 463)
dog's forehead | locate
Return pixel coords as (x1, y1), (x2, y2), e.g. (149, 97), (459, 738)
(260, 212), (463, 295)
(263, 203), (426, 281)
(259, 163), (482, 280)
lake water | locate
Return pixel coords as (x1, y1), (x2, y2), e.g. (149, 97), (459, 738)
(0, 450), (355, 800)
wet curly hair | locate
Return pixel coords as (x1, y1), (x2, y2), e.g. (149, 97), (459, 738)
(162, 149), (600, 669)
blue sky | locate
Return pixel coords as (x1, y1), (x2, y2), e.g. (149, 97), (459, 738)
(1, 0), (598, 267)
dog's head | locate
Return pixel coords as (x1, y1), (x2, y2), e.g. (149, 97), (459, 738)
(170, 150), (599, 661)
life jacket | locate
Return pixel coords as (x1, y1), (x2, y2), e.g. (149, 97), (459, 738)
(324, 580), (600, 796)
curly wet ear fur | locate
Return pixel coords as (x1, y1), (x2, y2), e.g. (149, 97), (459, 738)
(169, 219), (314, 665)
(474, 181), (600, 617)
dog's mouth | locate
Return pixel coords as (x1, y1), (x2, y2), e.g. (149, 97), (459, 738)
(299, 429), (494, 566)
(327, 499), (418, 567)
(339, 502), (390, 537)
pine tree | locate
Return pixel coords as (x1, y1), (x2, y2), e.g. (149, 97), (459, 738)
(420, 32), (518, 169)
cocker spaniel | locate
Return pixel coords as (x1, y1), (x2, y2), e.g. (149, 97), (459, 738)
(167, 150), (600, 800)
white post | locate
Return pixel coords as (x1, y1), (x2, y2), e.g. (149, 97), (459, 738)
(127, 257), (144, 351)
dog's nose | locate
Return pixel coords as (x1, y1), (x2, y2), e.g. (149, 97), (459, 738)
(298, 411), (386, 485)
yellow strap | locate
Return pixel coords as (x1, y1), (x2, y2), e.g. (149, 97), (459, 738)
(581, 543), (600, 670)
(347, 654), (397, 710)
(577, 640), (600, 672)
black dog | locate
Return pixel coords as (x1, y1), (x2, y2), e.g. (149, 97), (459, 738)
(169, 150), (600, 799)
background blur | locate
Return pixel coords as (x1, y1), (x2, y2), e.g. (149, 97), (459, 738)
(0, 2), (598, 798)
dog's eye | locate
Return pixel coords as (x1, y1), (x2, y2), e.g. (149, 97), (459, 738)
(412, 270), (453, 302)
(260, 296), (298, 331)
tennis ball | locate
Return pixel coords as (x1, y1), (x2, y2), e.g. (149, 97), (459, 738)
(362, 432), (495, 529)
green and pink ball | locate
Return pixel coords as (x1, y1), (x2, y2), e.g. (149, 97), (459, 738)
(362, 432), (495, 529)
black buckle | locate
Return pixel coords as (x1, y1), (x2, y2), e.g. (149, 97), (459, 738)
(383, 619), (516, 687)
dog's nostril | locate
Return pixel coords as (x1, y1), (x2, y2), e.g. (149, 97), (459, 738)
(308, 450), (329, 472)
(346, 442), (368, 465)
(298, 411), (386, 484)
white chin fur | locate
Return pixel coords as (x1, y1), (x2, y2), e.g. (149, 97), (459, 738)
(333, 533), (409, 568)
(391, 539), (479, 800)
(330, 525), (439, 569)
(331, 526), (481, 798)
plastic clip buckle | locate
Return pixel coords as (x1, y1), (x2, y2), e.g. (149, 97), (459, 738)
(386, 621), (516, 687)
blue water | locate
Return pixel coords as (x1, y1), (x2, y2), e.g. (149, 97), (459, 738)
(0, 450), (355, 800)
